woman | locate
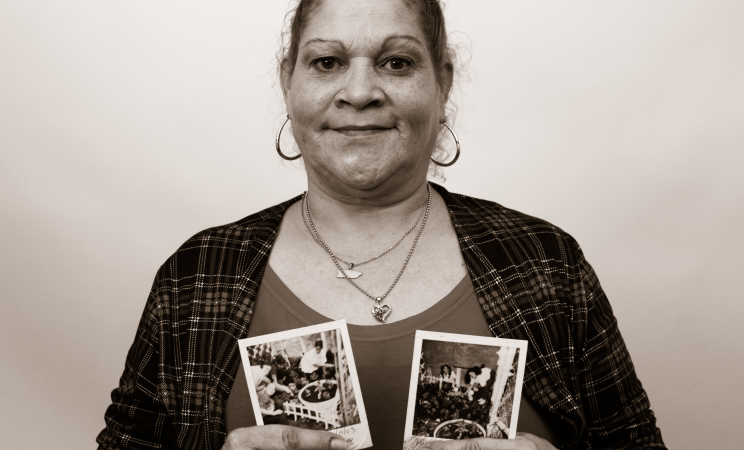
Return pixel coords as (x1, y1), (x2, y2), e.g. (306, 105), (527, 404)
(97, 0), (665, 449)
(439, 365), (457, 394)
(464, 366), (493, 404)
(300, 339), (334, 377)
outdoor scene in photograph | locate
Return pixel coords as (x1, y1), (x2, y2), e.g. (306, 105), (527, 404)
(410, 340), (521, 441)
(246, 328), (361, 431)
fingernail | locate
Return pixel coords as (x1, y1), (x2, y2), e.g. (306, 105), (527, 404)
(330, 438), (349, 450)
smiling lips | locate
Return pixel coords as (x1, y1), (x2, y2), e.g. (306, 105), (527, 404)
(333, 125), (393, 136)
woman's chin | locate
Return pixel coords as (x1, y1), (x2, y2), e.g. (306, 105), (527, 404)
(334, 171), (392, 192)
(306, 150), (425, 198)
(310, 159), (392, 190)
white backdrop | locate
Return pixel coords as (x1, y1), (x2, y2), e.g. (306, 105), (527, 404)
(1, 1), (742, 449)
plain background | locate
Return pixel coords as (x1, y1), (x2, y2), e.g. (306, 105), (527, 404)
(1, 1), (742, 448)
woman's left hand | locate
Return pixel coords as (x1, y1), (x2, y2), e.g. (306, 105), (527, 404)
(419, 433), (557, 450)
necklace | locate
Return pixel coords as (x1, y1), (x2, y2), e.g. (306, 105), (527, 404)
(302, 183), (432, 323)
(301, 195), (424, 279)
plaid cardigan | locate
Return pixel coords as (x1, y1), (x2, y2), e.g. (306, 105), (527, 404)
(97, 184), (665, 450)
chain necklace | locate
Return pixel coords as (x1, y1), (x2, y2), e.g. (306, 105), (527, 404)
(302, 183), (432, 323)
(301, 195), (424, 280)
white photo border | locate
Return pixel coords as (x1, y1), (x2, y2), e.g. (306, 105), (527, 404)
(238, 320), (372, 450)
(403, 330), (529, 441)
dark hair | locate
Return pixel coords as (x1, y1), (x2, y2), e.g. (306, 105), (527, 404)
(280, 0), (453, 85)
(463, 365), (482, 384)
(314, 339), (323, 348)
(440, 364), (452, 376)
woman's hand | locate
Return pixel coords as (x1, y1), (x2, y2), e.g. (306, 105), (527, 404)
(221, 425), (349, 450)
(419, 433), (556, 450)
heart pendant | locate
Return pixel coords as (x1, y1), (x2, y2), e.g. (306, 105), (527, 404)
(371, 303), (392, 323)
(337, 270), (362, 279)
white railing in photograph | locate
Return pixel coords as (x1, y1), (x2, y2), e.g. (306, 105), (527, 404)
(283, 402), (340, 429)
(421, 374), (442, 384)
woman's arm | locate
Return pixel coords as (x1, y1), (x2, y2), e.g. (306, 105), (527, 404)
(571, 241), (665, 449)
(96, 278), (174, 449)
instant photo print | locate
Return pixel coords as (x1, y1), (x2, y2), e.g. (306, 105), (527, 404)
(403, 331), (528, 449)
(238, 320), (372, 450)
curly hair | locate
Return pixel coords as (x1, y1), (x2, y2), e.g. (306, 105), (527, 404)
(463, 364), (483, 384)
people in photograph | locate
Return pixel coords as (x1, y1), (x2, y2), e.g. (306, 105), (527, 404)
(251, 360), (293, 396)
(464, 365), (494, 405)
(269, 352), (294, 391)
(99, 0), (665, 448)
(256, 381), (289, 425)
(250, 362), (273, 389)
(439, 365), (457, 393)
(251, 360), (293, 426)
(299, 339), (334, 377)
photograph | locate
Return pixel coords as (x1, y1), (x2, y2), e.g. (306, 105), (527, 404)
(238, 320), (372, 449)
(403, 331), (528, 448)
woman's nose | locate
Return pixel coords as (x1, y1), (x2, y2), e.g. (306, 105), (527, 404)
(336, 59), (384, 110)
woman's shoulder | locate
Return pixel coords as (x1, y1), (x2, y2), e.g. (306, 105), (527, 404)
(152, 195), (303, 290)
(182, 195), (303, 248)
(434, 183), (581, 254)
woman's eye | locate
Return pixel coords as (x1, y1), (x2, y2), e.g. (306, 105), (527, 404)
(383, 58), (411, 71)
(313, 58), (340, 71)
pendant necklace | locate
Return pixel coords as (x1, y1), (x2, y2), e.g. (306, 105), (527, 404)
(301, 194), (424, 279)
(301, 183), (432, 323)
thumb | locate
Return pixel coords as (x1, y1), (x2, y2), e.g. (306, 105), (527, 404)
(225, 425), (349, 450)
(279, 426), (349, 450)
(419, 437), (517, 450)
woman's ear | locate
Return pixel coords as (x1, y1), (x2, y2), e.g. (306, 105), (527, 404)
(280, 58), (293, 115)
(438, 61), (454, 109)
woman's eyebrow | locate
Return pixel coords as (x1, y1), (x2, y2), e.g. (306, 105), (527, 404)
(381, 34), (424, 49)
(380, 35), (427, 58)
(302, 38), (347, 51)
(302, 35), (424, 52)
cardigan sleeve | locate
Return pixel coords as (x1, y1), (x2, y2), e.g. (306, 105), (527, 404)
(97, 271), (175, 450)
(572, 241), (665, 449)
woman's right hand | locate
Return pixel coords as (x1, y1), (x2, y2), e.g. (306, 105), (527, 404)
(221, 425), (350, 450)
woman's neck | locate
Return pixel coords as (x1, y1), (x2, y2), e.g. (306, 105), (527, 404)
(302, 177), (432, 260)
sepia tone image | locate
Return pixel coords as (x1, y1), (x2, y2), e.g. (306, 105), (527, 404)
(404, 331), (528, 448)
(239, 320), (372, 449)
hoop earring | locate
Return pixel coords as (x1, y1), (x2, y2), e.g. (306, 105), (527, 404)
(275, 115), (301, 161)
(431, 122), (460, 167)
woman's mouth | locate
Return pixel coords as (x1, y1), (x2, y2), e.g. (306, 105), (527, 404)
(333, 125), (392, 136)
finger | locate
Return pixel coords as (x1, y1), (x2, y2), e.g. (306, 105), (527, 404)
(226, 425), (349, 450)
(515, 433), (553, 450)
(418, 437), (518, 450)
(279, 426), (349, 450)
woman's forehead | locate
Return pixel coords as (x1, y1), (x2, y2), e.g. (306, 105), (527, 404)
(300, 0), (424, 49)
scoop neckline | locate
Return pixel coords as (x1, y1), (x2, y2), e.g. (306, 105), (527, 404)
(261, 265), (475, 342)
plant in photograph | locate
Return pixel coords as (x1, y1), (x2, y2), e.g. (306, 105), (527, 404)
(434, 419), (486, 439)
(411, 382), (490, 437)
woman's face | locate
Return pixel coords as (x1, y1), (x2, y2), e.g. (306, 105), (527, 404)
(468, 371), (476, 379)
(283, 0), (451, 196)
(443, 366), (450, 376)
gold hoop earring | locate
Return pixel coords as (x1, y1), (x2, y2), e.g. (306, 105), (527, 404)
(275, 115), (301, 161)
(431, 122), (460, 167)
